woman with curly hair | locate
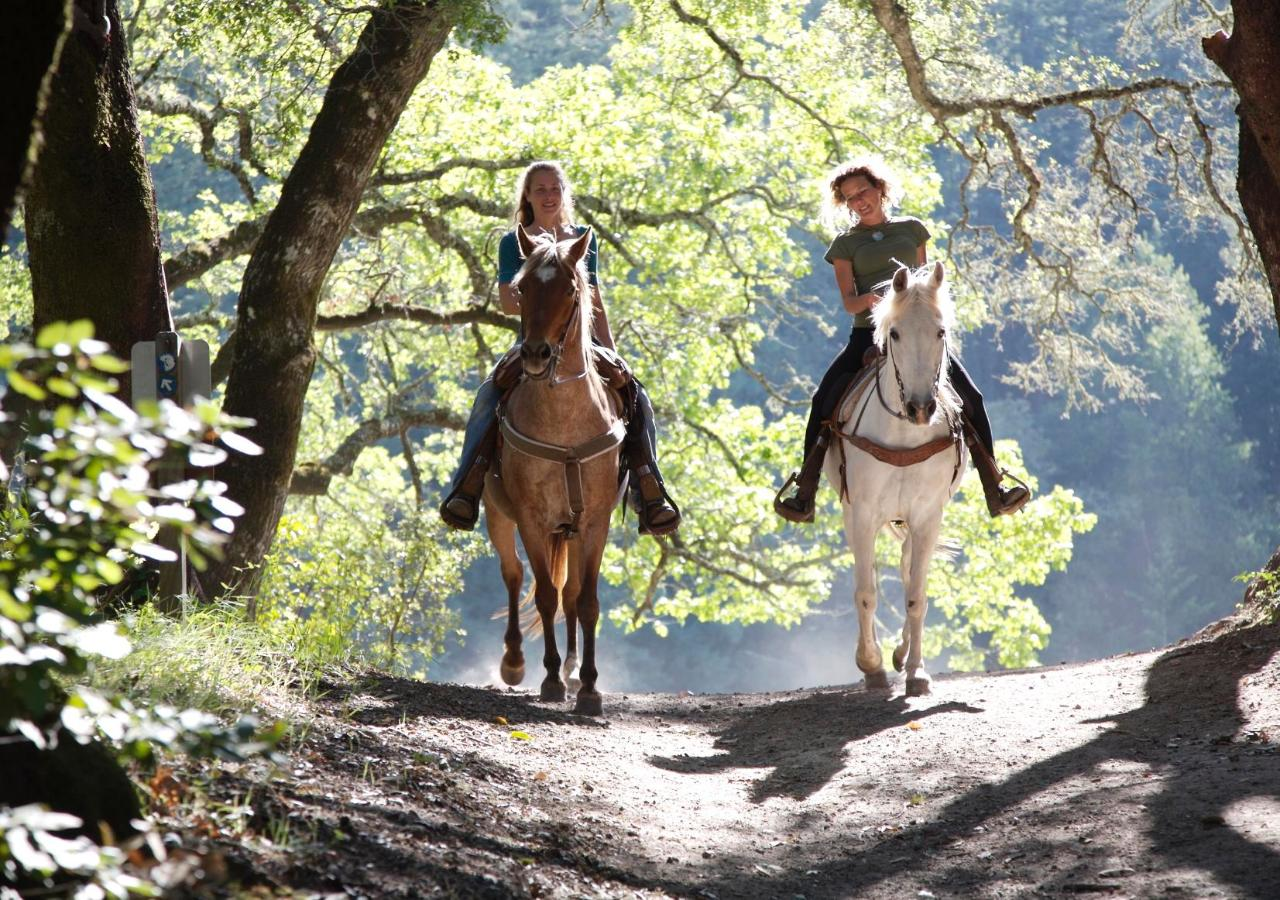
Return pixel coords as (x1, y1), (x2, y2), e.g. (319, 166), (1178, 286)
(774, 157), (1028, 522)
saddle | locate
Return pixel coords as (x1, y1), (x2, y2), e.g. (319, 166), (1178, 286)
(492, 343), (634, 393)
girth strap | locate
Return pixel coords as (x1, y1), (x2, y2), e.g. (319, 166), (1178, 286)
(499, 415), (627, 535)
(841, 433), (958, 467)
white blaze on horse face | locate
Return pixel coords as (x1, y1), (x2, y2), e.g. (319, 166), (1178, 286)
(894, 287), (948, 424)
(535, 263), (557, 283)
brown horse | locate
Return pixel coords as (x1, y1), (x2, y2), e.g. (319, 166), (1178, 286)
(482, 224), (624, 716)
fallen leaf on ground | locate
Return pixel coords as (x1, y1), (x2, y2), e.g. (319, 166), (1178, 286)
(495, 716), (508, 726)
(907, 720), (923, 731)
(510, 731), (532, 741)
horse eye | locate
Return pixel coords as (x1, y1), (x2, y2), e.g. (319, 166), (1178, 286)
(937, 328), (946, 339)
(890, 329), (900, 342)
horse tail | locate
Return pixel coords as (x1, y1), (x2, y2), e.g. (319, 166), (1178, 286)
(884, 521), (962, 562)
(549, 531), (570, 600)
(511, 536), (570, 640)
(932, 536), (961, 562)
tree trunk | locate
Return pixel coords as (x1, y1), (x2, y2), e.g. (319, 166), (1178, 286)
(24, 0), (171, 397)
(199, 1), (456, 601)
(1203, 0), (1280, 334)
(1, 0), (69, 239)
(1203, 1), (1280, 607)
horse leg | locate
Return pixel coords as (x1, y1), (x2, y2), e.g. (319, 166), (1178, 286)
(847, 509), (888, 690)
(572, 523), (609, 716)
(561, 539), (583, 688)
(529, 533), (566, 702)
(893, 530), (912, 673)
(902, 517), (942, 696)
(486, 503), (525, 686)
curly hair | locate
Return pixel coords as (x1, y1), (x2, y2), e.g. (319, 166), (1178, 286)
(822, 156), (903, 229)
(510, 161), (577, 227)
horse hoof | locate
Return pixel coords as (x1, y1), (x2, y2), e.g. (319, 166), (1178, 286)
(906, 676), (932, 697)
(863, 671), (891, 691)
(892, 644), (907, 672)
(540, 679), (566, 702)
(574, 691), (603, 716)
(500, 661), (525, 686)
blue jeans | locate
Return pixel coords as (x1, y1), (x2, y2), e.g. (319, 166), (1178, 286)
(447, 376), (501, 495)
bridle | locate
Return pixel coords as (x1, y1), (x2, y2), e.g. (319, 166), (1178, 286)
(519, 270), (590, 388)
(877, 331), (950, 427)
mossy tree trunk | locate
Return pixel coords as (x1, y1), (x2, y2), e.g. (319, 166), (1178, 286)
(1203, 0), (1280, 336)
(197, 1), (457, 602)
(1203, 1), (1280, 603)
(24, 0), (172, 403)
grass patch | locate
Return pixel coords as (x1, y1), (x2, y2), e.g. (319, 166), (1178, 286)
(88, 600), (356, 716)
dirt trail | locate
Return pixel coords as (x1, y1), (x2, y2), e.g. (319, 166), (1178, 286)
(177, 621), (1280, 898)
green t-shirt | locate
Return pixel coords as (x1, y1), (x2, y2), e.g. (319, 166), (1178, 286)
(824, 216), (931, 328)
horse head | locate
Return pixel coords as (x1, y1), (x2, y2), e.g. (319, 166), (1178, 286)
(514, 224), (593, 381)
(875, 261), (956, 426)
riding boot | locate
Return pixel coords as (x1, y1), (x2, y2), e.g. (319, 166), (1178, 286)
(440, 421), (499, 530)
(774, 431), (830, 523)
(963, 424), (1031, 517)
(631, 462), (681, 536)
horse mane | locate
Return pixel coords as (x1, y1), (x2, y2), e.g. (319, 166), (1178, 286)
(513, 230), (596, 345)
(872, 264), (961, 419)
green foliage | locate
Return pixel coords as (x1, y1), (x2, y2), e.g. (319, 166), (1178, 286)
(0, 324), (281, 894)
(1234, 568), (1280, 626)
(257, 449), (478, 675)
(106, 0), (1109, 670)
(920, 442), (1095, 670)
(1, 804), (156, 898)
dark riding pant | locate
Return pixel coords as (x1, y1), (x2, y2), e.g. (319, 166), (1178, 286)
(802, 327), (995, 458)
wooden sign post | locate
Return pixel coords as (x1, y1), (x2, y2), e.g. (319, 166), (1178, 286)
(130, 332), (211, 610)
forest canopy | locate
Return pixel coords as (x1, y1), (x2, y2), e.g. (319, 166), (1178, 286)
(3, 0), (1275, 677)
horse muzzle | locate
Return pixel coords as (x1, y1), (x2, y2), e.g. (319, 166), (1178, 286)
(904, 397), (937, 425)
(520, 340), (554, 379)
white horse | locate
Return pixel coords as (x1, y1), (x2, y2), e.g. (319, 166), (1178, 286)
(825, 262), (967, 696)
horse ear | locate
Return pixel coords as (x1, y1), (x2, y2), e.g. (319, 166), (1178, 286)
(892, 266), (910, 293)
(565, 227), (592, 267)
(516, 223), (537, 259)
(931, 261), (945, 287)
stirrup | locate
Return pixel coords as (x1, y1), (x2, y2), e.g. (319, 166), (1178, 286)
(634, 467), (681, 536)
(992, 469), (1031, 517)
(440, 493), (480, 530)
(773, 472), (815, 523)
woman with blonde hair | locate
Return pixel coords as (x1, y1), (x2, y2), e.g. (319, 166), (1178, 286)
(440, 161), (681, 535)
(774, 157), (1028, 522)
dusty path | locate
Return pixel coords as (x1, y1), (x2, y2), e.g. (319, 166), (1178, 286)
(182, 621), (1280, 898)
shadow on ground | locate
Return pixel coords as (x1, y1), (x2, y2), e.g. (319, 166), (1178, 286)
(650, 688), (981, 802)
(691, 623), (1280, 899)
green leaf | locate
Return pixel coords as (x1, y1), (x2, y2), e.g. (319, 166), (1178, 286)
(34, 321), (68, 350)
(45, 377), (79, 398)
(7, 370), (46, 401)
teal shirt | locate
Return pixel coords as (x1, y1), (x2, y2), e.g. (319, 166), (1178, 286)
(497, 225), (598, 286)
(824, 216), (930, 328)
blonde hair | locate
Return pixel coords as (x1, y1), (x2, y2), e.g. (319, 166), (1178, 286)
(511, 161), (577, 227)
(822, 156), (903, 231)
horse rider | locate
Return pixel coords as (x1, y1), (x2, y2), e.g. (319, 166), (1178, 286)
(774, 156), (1030, 523)
(440, 161), (681, 536)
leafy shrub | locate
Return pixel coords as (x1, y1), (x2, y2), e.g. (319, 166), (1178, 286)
(0, 322), (278, 892)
